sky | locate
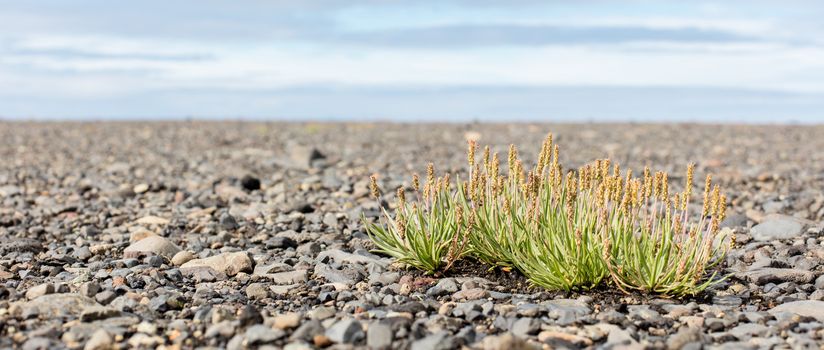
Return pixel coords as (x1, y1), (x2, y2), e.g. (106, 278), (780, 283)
(2, 1), (824, 123)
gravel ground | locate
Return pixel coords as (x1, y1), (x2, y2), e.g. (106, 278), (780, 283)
(1, 121), (824, 350)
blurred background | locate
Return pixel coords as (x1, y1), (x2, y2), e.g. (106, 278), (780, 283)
(1, 0), (823, 123)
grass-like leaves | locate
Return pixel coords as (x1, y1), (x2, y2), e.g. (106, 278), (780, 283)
(363, 134), (732, 296)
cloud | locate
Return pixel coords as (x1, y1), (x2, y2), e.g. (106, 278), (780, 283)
(328, 24), (755, 48)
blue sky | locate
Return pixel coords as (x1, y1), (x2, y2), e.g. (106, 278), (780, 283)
(2, 0), (824, 122)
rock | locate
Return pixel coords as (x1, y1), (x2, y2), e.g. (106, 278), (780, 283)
(511, 317), (540, 338)
(769, 300), (824, 322)
(589, 324), (639, 348)
(264, 269), (309, 284)
(12, 294), (119, 321)
(123, 235), (180, 260)
(270, 284), (300, 297)
(741, 268), (815, 285)
(317, 249), (388, 267)
(84, 329), (113, 350)
(411, 331), (453, 350)
(289, 145), (325, 169)
(0, 236), (42, 254)
(240, 175), (261, 191)
(245, 324), (285, 345)
(274, 312), (302, 330)
(428, 278), (459, 296)
(246, 283), (269, 300)
(729, 323), (769, 339)
(26, 283), (54, 300)
(133, 183), (149, 194)
(171, 251), (195, 266)
(667, 327), (705, 350)
(180, 251), (253, 276)
(537, 331), (592, 347)
(453, 288), (489, 300)
(325, 318), (364, 344)
(135, 215), (169, 226)
(219, 213), (239, 230)
(367, 322), (393, 349)
(480, 333), (536, 350)
(751, 215), (807, 241)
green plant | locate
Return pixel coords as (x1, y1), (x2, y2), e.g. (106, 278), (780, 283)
(362, 167), (469, 274)
(363, 134), (732, 296)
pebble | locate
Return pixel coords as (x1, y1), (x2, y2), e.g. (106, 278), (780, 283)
(180, 251), (253, 276)
(325, 319), (364, 344)
(123, 235), (180, 259)
(750, 215), (807, 241)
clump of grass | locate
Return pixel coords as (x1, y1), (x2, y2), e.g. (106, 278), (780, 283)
(362, 168), (469, 274)
(363, 134), (732, 296)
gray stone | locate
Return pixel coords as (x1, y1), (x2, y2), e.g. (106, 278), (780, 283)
(741, 268), (815, 285)
(25, 283), (54, 300)
(245, 324), (285, 345)
(264, 269), (309, 284)
(428, 278), (459, 296)
(171, 251), (195, 266)
(411, 331), (453, 350)
(289, 145), (325, 169)
(729, 323), (769, 339)
(123, 235), (180, 260)
(246, 283), (269, 300)
(317, 249), (388, 267)
(751, 215), (807, 241)
(12, 294), (119, 321)
(769, 300), (824, 322)
(84, 329), (113, 350)
(325, 318), (364, 344)
(367, 322), (393, 349)
(270, 284), (300, 296)
(180, 251), (253, 276)
(511, 317), (540, 338)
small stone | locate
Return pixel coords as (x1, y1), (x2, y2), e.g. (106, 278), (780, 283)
(274, 312), (302, 329)
(289, 146), (325, 169)
(180, 251), (253, 276)
(427, 278), (459, 296)
(751, 215), (807, 241)
(481, 333), (535, 350)
(769, 300), (824, 322)
(79, 282), (99, 298)
(511, 317), (540, 338)
(171, 251), (195, 266)
(537, 331), (593, 347)
(741, 268), (815, 285)
(123, 235), (180, 260)
(729, 323), (768, 339)
(411, 331), (453, 350)
(241, 175), (261, 191)
(325, 319), (364, 344)
(246, 324), (285, 345)
(453, 288), (489, 300)
(246, 283), (269, 300)
(135, 215), (169, 226)
(26, 283), (54, 300)
(84, 329), (112, 350)
(367, 322), (393, 349)
(265, 269), (309, 284)
(133, 183), (149, 194)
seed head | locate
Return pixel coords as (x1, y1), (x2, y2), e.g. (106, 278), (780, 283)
(412, 173), (420, 192)
(397, 187), (405, 207)
(426, 163), (435, 186)
(369, 175), (380, 199)
(701, 174), (712, 217)
(467, 139), (477, 169)
(718, 194), (728, 221)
